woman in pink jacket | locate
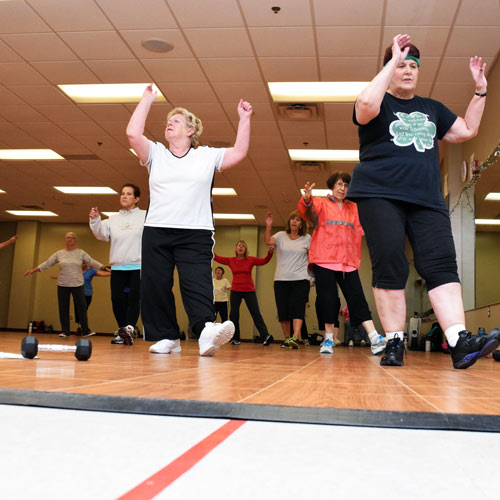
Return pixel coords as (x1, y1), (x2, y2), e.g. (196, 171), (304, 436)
(298, 172), (384, 355)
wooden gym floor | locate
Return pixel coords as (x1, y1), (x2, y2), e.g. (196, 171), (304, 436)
(1, 330), (500, 431)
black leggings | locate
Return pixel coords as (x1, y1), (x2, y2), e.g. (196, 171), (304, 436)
(214, 301), (228, 322)
(356, 198), (459, 291)
(58, 285), (89, 335)
(74, 295), (92, 324)
(314, 264), (372, 328)
(110, 270), (141, 329)
(230, 290), (270, 342)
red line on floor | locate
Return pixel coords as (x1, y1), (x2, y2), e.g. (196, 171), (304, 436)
(118, 419), (246, 500)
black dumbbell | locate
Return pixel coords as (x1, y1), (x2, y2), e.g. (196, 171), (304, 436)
(493, 350), (500, 362)
(21, 336), (92, 361)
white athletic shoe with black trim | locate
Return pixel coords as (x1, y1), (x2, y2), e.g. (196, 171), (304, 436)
(149, 339), (182, 354)
(199, 321), (235, 356)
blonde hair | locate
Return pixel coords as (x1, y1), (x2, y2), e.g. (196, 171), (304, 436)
(167, 107), (203, 148)
(65, 232), (77, 240)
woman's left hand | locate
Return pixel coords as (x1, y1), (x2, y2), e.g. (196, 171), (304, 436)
(264, 211), (273, 226)
(470, 56), (487, 93)
(237, 99), (253, 119)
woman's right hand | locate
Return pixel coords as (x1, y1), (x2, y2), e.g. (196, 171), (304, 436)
(303, 181), (315, 202)
(264, 211), (273, 226)
(143, 83), (158, 103)
(391, 34), (411, 66)
(89, 207), (100, 219)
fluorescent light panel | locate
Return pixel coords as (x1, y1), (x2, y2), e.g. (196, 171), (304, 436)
(6, 210), (58, 216)
(58, 83), (166, 103)
(0, 189), (5, 193)
(289, 149), (359, 162)
(214, 213), (255, 220)
(485, 193), (500, 201)
(300, 189), (331, 197)
(475, 219), (500, 225)
(268, 82), (369, 103)
(102, 212), (120, 217)
(54, 186), (117, 194)
(212, 188), (236, 195)
(0, 149), (64, 160)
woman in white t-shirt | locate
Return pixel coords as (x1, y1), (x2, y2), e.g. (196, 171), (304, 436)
(213, 267), (231, 323)
(264, 211), (311, 349)
(127, 84), (253, 357)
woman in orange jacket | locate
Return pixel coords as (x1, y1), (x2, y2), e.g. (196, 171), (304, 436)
(298, 172), (384, 355)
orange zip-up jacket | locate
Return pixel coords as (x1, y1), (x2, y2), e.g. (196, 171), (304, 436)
(297, 195), (363, 270)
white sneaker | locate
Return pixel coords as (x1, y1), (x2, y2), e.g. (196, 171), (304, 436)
(149, 339), (182, 354)
(199, 321), (235, 356)
(348, 339), (354, 347)
(334, 338), (341, 346)
(371, 335), (387, 355)
(320, 338), (334, 354)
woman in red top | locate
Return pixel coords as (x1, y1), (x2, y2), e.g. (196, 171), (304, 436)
(214, 240), (274, 345)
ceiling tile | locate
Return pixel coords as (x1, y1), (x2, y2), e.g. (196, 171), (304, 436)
(184, 28), (253, 58)
(320, 57), (377, 81)
(385, 0), (460, 26)
(168, 0), (243, 28)
(284, 136), (327, 149)
(324, 103), (355, 121)
(249, 27), (316, 57)
(382, 27), (451, 58)
(77, 104), (132, 122)
(222, 101), (275, 121)
(431, 82), (476, 104)
(240, 0), (313, 26)
(212, 82), (269, 103)
(0, 39), (23, 63)
(201, 121), (235, 136)
(455, 0), (500, 26)
(260, 57), (319, 82)
(96, 0), (177, 29)
(278, 120), (325, 136)
(235, 120), (280, 137)
(157, 83), (218, 104)
(31, 61), (101, 85)
(0, 2), (50, 34)
(313, 0), (384, 26)
(8, 86), (71, 106)
(200, 58), (261, 82)
(446, 27), (500, 58)
(60, 31), (135, 60)
(142, 59), (207, 83)
(175, 102), (227, 121)
(0, 62), (48, 86)
(124, 102), (173, 122)
(0, 106), (47, 123)
(28, 0), (113, 31)
(35, 105), (93, 122)
(85, 60), (151, 83)
(1, 33), (78, 62)
(120, 29), (194, 59)
(436, 57), (494, 83)
(53, 121), (107, 136)
(317, 27), (380, 57)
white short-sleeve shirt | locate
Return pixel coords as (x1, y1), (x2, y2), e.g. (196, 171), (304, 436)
(273, 231), (311, 281)
(142, 141), (225, 230)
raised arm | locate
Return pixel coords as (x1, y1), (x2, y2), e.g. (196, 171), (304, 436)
(298, 182), (319, 230)
(213, 253), (231, 266)
(89, 207), (111, 241)
(252, 247), (274, 266)
(442, 57), (488, 143)
(220, 99), (253, 171)
(355, 34), (411, 125)
(0, 235), (18, 249)
(126, 84), (157, 164)
(264, 211), (276, 248)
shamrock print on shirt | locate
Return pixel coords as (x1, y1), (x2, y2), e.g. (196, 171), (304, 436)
(389, 111), (437, 153)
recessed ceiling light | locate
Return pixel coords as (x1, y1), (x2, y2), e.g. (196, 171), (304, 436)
(475, 219), (500, 225)
(0, 189), (5, 193)
(141, 38), (174, 53)
(58, 83), (166, 103)
(212, 188), (237, 195)
(485, 193), (500, 201)
(289, 149), (359, 162)
(300, 189), (331, 197)
(0, 149), (64, 160)
(54, 186), (118, 194)
(214, 214), (255, 220)
(268, 82), (369, 103)
(6, 210), (58, 216)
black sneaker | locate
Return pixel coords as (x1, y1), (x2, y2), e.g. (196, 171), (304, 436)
(380, 335), (405, 366)
(288, 336), (299, 349)
(263, 334), (274, 346)
(230, 339), (240, 345)
(451, 330), (499, 369)
(281, 338), (292, 348)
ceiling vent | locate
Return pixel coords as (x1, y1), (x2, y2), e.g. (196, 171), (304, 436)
(63, 154), (101, 161)
(21, 205), (43, 209)
(278, 103), (319, 120)
(294, 161), (326, 172)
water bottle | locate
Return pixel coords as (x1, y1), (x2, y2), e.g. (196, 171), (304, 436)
(28, 322), (33, 333)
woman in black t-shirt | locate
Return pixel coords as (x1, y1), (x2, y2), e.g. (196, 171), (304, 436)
(349, 33), (499, 369)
